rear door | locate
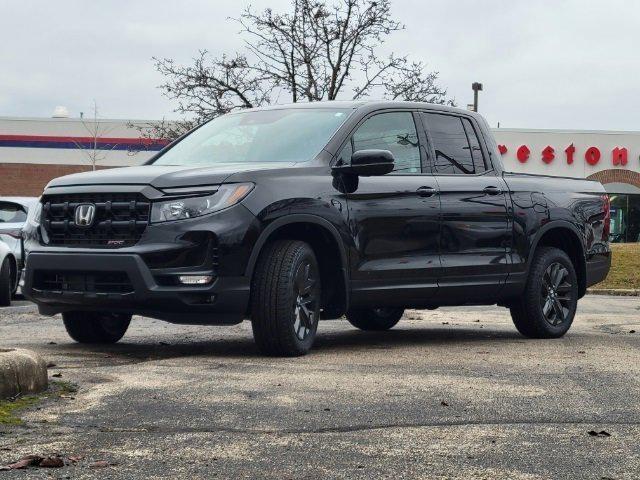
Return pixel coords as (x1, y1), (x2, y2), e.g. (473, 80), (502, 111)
(341, 110), (441, 307)
(420, 112), (510, 302)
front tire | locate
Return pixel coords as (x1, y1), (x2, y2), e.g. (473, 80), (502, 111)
(251, 240), (321, 356)
(62, 311), (131, 344)
(510, 247), (578, 338)
(346, 307), (404, 331)
(0, 258), (12, 307)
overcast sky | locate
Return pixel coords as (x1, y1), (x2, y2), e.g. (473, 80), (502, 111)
(1, 0), (638, 130)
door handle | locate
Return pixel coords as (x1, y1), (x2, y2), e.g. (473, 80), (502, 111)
(416, 186), (438, 197)
(483, 186), (502, 195)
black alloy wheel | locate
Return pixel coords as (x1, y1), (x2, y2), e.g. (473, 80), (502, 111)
(292, 261), (320, 341)
(510, 246), (578, 339)
(251, 240), (322, 356)
(62, 311), (132, 344)
(540, 262), (573, 326)
(346, 306), (404, 331)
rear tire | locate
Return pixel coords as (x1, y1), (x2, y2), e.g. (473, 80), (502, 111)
(0, 258), (11, 307)
(10, 266), (19, 299)
(62, 311), (131, 344)
(346, 307), (404, 331)
(251, 240), (321, 356)
(510, 247), (578, 339)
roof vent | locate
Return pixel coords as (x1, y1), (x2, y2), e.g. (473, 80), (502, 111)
(52, 106), (70, 118)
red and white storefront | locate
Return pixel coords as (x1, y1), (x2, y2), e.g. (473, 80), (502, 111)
(493, 128), (640, 242)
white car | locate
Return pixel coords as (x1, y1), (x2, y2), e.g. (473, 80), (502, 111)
(0, 197), (39, 297)
(0, 241), (18, 306)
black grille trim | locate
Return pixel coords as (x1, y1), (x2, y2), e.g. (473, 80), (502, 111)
(42, 193), (150, 247)
(34, 271), (134, 294)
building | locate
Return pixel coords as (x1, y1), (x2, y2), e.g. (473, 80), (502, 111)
(493, 128), (640, 243)
(1, 116), (639, 242)
(0, 116), (165, 197)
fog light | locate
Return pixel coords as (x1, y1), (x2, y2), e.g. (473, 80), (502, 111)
(178, 275), (214, 285)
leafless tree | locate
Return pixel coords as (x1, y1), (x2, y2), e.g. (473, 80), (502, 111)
(148, 0), (453, 140)
(73, 101), (120, 170)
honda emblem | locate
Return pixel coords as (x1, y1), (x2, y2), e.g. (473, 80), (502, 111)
(74, 204), (96, 227)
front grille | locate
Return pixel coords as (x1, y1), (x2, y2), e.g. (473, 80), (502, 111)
(42, 193), (150, 247)
(34, 271), (134, 294)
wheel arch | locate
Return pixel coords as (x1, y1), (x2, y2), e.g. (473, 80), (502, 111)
(246, 215), (350, 317)
(529, 221), (587, 297)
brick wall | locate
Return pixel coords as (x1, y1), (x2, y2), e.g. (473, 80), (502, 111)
(587, 169), (640, 188)
(0, 163), (110, 196)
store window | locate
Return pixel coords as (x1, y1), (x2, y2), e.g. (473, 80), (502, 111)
(609, 194), (640, 243)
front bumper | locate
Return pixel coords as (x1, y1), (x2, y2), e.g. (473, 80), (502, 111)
(22, 200), (261, 325)
(23, 251), (250, 324)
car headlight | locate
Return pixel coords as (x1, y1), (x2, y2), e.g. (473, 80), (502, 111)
(150, 183), (254, 223)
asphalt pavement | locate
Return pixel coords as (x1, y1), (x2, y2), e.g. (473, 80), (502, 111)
(0, 296), (639, 478)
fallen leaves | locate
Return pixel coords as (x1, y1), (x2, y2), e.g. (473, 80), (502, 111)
(1, 454), (112, 471)
(39, 457), (64, 468)
(2, 455), (62, 470)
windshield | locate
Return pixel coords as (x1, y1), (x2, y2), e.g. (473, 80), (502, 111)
(152, 108), (351, 166)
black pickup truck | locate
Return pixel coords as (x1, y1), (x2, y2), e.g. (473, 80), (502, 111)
(22, 102), (611, 356)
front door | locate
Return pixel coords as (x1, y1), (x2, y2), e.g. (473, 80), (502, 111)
(420, 112), (510, 302)
(340, 111), (441, 307)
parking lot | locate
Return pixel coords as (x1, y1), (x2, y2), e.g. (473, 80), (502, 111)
(1, 296), (639, 478)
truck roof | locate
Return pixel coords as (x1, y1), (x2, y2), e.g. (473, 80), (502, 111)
(241, 100), (479, 118)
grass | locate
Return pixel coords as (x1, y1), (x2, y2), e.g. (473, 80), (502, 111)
(0, 381), (78, 425)
(594, 243), (640, 290)
(0, 396), (40, 425)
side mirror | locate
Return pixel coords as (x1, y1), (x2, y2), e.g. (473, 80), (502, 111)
(332, 149), (395, 176)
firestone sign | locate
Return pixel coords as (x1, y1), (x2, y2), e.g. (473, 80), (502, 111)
(498, 144), (631, 167)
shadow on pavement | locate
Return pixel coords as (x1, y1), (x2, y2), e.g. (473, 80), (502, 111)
(53, 325), (526, 364)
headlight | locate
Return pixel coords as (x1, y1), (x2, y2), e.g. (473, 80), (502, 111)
(151, 183), (254, 223)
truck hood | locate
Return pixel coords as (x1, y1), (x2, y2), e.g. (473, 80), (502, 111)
(46, 162), (297, 190)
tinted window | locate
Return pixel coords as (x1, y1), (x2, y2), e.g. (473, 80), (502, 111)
(423, 113), (480, 175)
(352, 112), (421, 174)
(0, 202), (27, 223)
(462, 118), (487, 173)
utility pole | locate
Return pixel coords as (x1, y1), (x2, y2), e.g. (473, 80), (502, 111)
(472, 82), (483, 112)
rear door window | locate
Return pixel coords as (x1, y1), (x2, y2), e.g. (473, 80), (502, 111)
(422, 113), (487, 175)
(462, 118), (487, 173)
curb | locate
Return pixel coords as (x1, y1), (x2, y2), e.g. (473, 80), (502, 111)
(587, 288), (640, 297)
(0, 349), (48, 400)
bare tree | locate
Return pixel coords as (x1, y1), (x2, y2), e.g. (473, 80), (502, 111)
(150, 0), (453, 140)
(73, 101), (120, 170)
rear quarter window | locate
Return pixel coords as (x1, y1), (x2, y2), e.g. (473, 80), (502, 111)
(0, 202), (27, 223)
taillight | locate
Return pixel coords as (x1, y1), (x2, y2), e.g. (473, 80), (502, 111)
(602, 194), (611, 241)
